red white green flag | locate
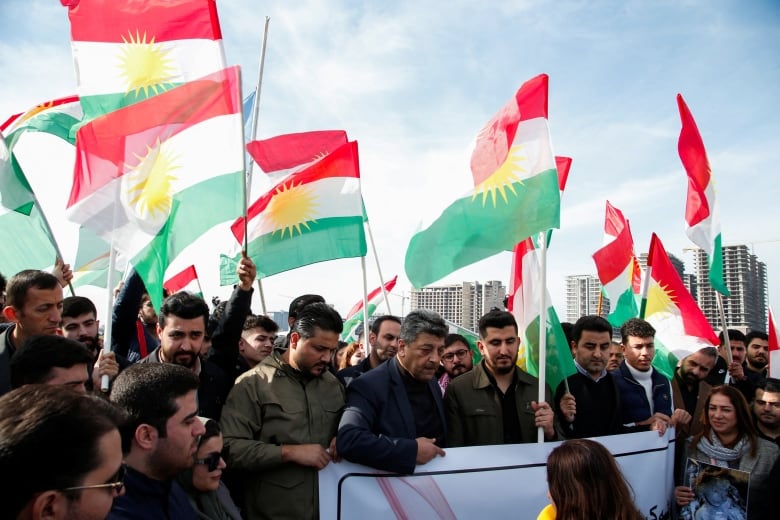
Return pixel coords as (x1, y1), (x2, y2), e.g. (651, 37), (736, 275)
(769, 307), (780, 379)
(592, 201), (642, 327)
(164, 265), (203, 298)
(405, 74), (560, 288)
(1, 95), (82, 147)
(221, 140), (366, 283)
(66, 66), (244, 308)
(507, 236), (576, 393)
(645, 233), (719, 378)
(345, 275), (398, 320)
(247, 130), (348, 183)
(61, 0), (226, 121)
(677, 93), (729, 296)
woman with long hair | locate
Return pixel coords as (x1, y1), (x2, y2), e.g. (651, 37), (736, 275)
(539, 438), (644, 520)
(675, 384), (779, 517)
(177, 418), (242, 520)
(338, 341), (365, 370)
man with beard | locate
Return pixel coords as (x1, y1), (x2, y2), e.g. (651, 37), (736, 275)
(555, 315), (622, 439)
(221, 303), (345, 519)
(444, 309), (556, 447)
(109, 363), (206, 519)
(62, 296), (125, 391)
(338, 309), (448, 473)
(139, 292), (231, 420)
(437, 333), (474, 394)
(706, 329), (759, 403)
(745, 331), (769, 381)
(337, 315), (402, 386)
(671, 347), (717, 440)
(607, 341), (624, 371)
(753, 378), (780, 448)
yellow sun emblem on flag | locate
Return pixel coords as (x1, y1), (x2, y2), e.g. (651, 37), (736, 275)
(472, 145), (526, 207)
(645, 281), (676, 318)
(118, 31), (175, 97)
(123, 139), (178, 223)
(267, 182), (318, 238)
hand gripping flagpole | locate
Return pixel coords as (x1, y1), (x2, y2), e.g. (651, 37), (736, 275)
(245, 17), (271, 314)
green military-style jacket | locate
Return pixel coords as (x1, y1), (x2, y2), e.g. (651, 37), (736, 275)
(220, 351), (345, 519)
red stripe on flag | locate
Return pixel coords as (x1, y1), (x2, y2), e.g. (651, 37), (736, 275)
(247, 130), (348, 172)
(677, 94), (712, 228)
(68, 67), (241, 208)
(164, 265), (199, 293)
(232, 140), (360, 244)
(347, 275), (398, 318)
(1, 95), (80, 131)
(555, 156), (572, 191)
(769, 307), (779, 352)
(63, 0), (223, 42)
(507, 237), (535, 312)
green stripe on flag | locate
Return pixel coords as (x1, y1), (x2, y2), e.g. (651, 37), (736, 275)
(709, 233), (730, 296)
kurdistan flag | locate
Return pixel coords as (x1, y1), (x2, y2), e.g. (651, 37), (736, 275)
(677, 94), (729, 296)
(66, 66), (244, 308)
(592, 201), (642, 327)
(0, 133), (58, 274)
(1, 95), (82, 148)
(507, 236), (576, 393)
(164, 265), (203, 298)
(62, 0), (226, 121)
(341, 304), (376, 343)
(71, 226), (124, 288)
(345, 275), (398, 320)
(247, 130), (348, 184)
(644, 233), (719, 378)
(405, 74), (560, 288)
(221, 140), (367, 283)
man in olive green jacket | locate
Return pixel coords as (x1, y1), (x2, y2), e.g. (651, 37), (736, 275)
(444, 309), (557, 446)
(220, 303), (345, 519)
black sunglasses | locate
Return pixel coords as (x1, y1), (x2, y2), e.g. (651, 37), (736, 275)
(194, 451), (222, 472)
(62, 463), (126, 494)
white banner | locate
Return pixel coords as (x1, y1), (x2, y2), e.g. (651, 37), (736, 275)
(320, 430), (675, 519)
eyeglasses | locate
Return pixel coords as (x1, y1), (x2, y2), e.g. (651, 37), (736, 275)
(195, 451), (222, 472)
(62, 464), (125, 494)
(442, 349), (470, 361)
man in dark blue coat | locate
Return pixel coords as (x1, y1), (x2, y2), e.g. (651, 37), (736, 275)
(337, 309), (448, 474)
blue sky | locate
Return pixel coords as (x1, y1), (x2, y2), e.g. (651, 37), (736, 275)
(1, 0), (778, 324)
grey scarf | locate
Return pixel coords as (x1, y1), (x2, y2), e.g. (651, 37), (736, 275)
(697, 433), (749, 467)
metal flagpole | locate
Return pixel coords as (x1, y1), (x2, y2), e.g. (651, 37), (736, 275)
(537, 232), (548, 443)
(365, 219), (392, 315)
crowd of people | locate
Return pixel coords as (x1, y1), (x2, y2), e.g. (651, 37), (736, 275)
(0, 258), (777, 519)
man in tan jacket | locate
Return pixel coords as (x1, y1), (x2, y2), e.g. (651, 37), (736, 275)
(220, 302), (345, 519)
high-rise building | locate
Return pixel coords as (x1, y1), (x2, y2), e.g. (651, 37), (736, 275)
(410, 281), (506, 331)
(690, 245), (768, 331)
(638, 252), (685, 280)
(565, 275), (610, 323)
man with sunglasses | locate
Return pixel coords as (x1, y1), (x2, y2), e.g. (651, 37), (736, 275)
(437, 333), (474, 394)
(109, 363), (206, 519)
(0, 384), (127, 519)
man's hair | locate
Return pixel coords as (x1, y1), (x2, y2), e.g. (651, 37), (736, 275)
(288, 294), (325, 319)
(718, 329), (746, 345)
(110, 363), (200, 453)
(571, 315), (613, 344)
(444, 333), (470, 349)
(745, 331), (769, 344)
(560, 322), (574, 345)
(159, 291), (210, 329)
(370, 315), (402, 336)
(244, 314), (279, 334)
(292, 302), (343, 339)
(478, 309), (518, 338)
(62, 296), (98, 319)
(0, 272), (7, 294)
(6, 270), (60, 309)
(756, 377), (780, 395)
(620, 318), (655, 344)
(696, 346), (719, 360)
(400, 309), (447, 345)
(10, 335), (94, 388)
(0, 385), (127, 517)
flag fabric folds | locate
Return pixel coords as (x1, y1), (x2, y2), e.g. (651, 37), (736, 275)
(405, 74), (560, 288)
(769, 308), (780, 379)
(341, 304), (375, 343)
(592, 201), (642, 327)
(507, 236), (576, 393)
(221, 140), (366, 283)
(62, 0), (226, 121)
(164, 265), (203, 298)
(1, 95), (82, 147)
(66, 66), (244, 308)
(677, 93), (729, 296)
(345, 275), (398, 320)
(644, 233), (719, 377)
